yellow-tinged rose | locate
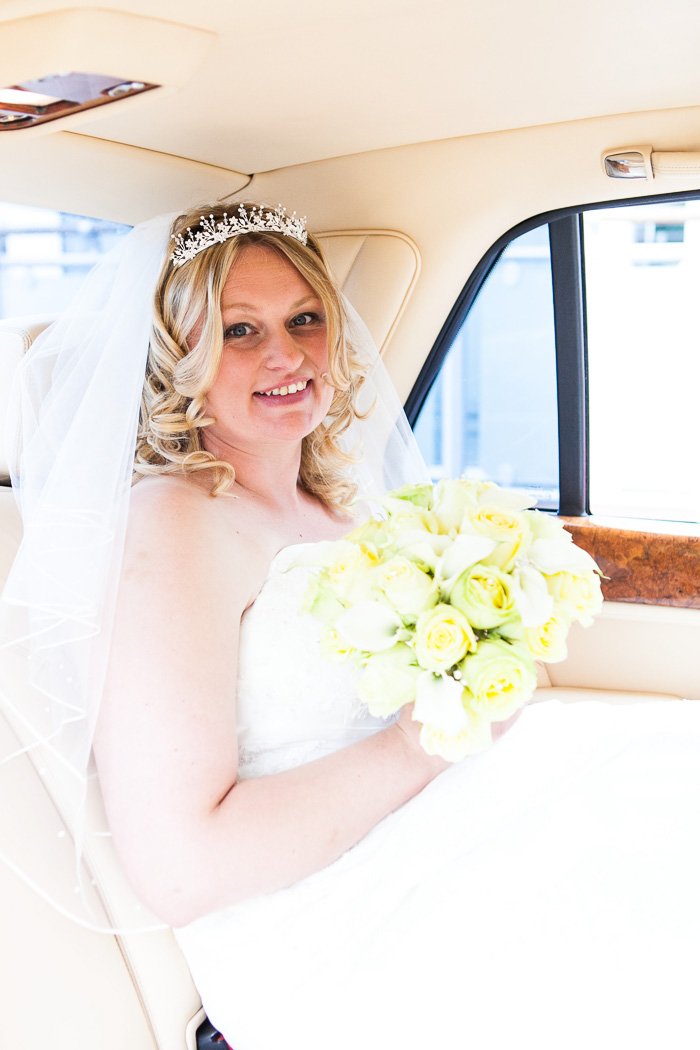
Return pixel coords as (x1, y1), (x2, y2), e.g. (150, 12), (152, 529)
(546, 570), (603, 627)
(319, 624), (356, 663)
(358, 644), (421, 717)
(523, 611), (570, 663)
(449, 563), (515, 629)
(327, 542), (381, 603)
(413, 603), (477, 672)
(419, 712), (493, 762)
(461, 638), (537, 722)
(383, 504), (440, 543)
(466, 505), (532, 571)
(375, 556), (439, 617)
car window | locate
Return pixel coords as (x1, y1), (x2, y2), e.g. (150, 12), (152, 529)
(584, 200), (700, 522)
(413, 225), (558, 505)
(0, 202), (129, 318)
(412, 192), (700, 523)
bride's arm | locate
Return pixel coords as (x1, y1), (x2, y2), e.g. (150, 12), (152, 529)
(94, 481), (448, 928)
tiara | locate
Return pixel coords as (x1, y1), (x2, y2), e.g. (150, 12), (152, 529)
(170, 204), (308, 267)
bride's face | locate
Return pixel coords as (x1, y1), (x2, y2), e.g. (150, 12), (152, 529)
(201, 244), (335, 458)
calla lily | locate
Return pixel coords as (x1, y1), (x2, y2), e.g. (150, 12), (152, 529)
(523, 510), (573, 542)
(433, 480), (480, 533)
(529, 537), (599, 575)
(393, 530), (451, 571)
(511, 562), (554, 627)
(478, 487), (536, 512)
(412, 671), (472, 734)
(334, 601), (407, 652)
(436, 534), (498, 591)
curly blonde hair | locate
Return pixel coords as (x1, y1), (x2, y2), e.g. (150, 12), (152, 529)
(134, 201), (369, 508)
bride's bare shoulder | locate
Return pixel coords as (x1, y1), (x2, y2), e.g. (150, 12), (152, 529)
(129, 473), (215, 518)
(125, 476), (269, 599)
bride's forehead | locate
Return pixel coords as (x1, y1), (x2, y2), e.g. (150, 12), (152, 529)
(222, 243), (313, 300)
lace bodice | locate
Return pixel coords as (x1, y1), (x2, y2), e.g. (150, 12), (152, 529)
(235, 543), (388, 778)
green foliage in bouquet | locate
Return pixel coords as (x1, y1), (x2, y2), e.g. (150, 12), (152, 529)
(304, 479), (603, 761)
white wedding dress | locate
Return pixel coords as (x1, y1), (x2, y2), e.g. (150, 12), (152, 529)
(175, 544), (700, 1050)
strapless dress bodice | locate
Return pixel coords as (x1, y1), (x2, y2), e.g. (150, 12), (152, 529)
(235, 543), (388, 779)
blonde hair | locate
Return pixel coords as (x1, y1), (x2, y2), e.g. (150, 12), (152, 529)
(134, 202), (368, 508)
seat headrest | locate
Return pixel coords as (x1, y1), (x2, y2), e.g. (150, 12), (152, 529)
(0, 316), (56, 480)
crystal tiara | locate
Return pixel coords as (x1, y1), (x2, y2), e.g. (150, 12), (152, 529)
(170, 204), (308, 267)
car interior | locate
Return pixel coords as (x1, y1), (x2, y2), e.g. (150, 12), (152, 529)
(1, 1), (700, 1046)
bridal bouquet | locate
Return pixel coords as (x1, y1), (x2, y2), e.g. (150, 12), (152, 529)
(304, 479), (603, 761)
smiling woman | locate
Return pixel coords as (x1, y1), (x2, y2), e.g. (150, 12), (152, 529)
(209, 248), (333, 447)
(136, 203), (368, 508)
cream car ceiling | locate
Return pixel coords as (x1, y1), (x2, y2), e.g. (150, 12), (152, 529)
(2, 0), (700, 173)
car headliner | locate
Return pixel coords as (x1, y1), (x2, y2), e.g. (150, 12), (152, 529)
(1, 0), (700, 174)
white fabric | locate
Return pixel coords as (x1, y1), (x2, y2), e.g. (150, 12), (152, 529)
(0, 215), (172, 929)
(0, 211), (428, 929)
(235, 545), (387, 779)
(175, 544), (700, 1050)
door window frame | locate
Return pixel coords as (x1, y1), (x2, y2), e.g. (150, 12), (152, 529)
(405, 189), (700, 518)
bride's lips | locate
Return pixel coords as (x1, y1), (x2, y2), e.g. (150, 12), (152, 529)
(253, 379), (313, 406)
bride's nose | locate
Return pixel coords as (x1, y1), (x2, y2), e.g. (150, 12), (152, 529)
(264, 326), (306, 370)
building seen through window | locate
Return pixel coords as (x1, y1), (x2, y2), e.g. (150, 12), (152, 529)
(413, 224), (559, 505)
(0, 202), (129, 318)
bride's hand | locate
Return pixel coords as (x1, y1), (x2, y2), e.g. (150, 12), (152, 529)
(392, 704), (452, 777)
(393, 702), (525, 777)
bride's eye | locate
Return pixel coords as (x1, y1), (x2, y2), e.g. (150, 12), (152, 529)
(225, 322), (253, 339)
(289, 312), (320, 328)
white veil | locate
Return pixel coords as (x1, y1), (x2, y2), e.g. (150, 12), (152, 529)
(0, 207), (428, 930)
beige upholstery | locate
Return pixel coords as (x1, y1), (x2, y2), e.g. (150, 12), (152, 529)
(0, 316), (56, 480)
(317, 231), (420, 350)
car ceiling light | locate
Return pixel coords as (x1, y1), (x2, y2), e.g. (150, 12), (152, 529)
(0, 72), (157, 132)
(603, 146), (700, 181)
(603, 150), (650, 179)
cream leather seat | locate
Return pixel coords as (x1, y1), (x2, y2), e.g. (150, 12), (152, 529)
(0, 316), (210, 1050)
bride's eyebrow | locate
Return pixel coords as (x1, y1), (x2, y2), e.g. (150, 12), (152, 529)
(220, 294), (323, 315)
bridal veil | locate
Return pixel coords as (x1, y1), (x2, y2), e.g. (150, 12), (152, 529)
(0, 205), (428, 929)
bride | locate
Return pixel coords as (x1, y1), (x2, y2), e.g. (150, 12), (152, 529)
(3, 201), (700, 1050)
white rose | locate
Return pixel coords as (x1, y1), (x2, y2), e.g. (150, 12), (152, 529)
(375, 556), (439, 617)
